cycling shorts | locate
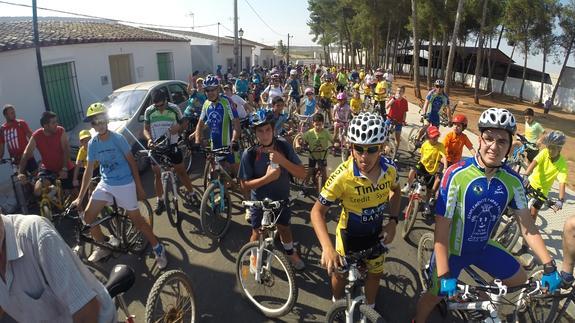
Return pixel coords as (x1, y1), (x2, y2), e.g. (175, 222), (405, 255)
(38, 168), (75, 190)
(336, 229), (385, 274)
(385, 119), (403, 132)
(250, 202), (291, 229)
(91, 180), (139, 211)
(414, 162), (437, 189)
(428, 240), (520, 296)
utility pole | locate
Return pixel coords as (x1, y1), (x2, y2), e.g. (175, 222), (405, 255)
(287, 34), (293, 66)
(217, 22), (220, 53)
(233, 0), (239, 74)
(32, 0), (49, 111)
(187, 12), (195, 30)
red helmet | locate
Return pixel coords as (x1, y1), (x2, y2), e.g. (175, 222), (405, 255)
(452, 114), (468, 128)
(427, 126), (440, 138)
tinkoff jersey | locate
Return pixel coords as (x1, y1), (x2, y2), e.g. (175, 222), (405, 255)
(436, 156), (528, 255)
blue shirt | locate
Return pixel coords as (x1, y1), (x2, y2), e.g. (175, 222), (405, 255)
(235, 79), (249, 94)
(288, 79), (301, 97)
(426, 90), (449, 125)
(303, 98), (316, 116)
(87, 131), (133, 186)
(199, 97), (238, 149)
(239, 137), (301, 201)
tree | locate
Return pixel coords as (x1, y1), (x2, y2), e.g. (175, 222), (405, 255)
(473, 0), (489, 104)
(411, 0), (422, 98)
(551, 0), (575, 105)
(533, 0), (559, 104)
(444, 0), (465, 94)
(277, 40), (287, 59)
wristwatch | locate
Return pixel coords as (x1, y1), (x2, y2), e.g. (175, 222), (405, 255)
(543, 259), (557, 274)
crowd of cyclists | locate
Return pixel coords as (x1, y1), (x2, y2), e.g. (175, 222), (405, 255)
(0, 60), (571, 321)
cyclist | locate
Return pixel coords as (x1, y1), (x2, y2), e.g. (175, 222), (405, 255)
(384, 86), (409, 151)
(302, 65), (310, 85)
(310, 112), (400, 310)
(523, 130), (567, 220)
(0, 104), (36, 173)
(234, 71), (249, 99)
(72, 130), (100, 190)
(373, 71), (388, 117)
(239, 112), (307, 270)
(144, 89), (200, 215)
(512, 108), (545, 162)
(70, 103), (167, 268)
(284, 69), (303, 113)
(260, 74), (285, 107)
(313, 68), (322, 95)
(184, 77), (207, 132)
(413, 108), (561, 323)
(223, 84), (252, 120)
(349, 85), (362, 116)
(416, 79), (451, 144)
(383, 69), (394, 97)
(17, 111), (75, 197)
(443, 114), (476, 166)
(318, 74), (337, 125)
(336, 68), (348, 93)
(332, 92), (351, 152)
(401, 126), (447, 215)
(302, 87), (318, 117)
(295, 113), (331, 184)
(194, 75), (241, 175)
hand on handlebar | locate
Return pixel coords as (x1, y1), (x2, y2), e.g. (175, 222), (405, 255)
(551, 200), (563, 212)
(440, 277), (458, 297)
(320, 246), (342, 276)
(17, 173), (27, 183)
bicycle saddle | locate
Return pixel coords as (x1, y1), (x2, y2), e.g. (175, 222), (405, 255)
(105, 264), (135, 298)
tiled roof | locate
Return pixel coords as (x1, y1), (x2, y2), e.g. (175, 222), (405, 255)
(149, 28), (236, 45)
(0, 19), (188, 52)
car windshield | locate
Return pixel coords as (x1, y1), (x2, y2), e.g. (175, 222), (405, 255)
(103, 90), (147, 120)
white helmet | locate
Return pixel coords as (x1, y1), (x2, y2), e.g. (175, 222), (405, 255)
(347, 112), (389, 145)
(478, 108), (517, 135)
(290, 69), (297, 76)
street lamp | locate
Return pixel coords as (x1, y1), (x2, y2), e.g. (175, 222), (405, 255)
(239, 28), (244, 72)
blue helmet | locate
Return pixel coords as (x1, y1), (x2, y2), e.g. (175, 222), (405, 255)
(203, 74), (220, 89)
(544, 130), (566, 147)
(250, 109), (274, 129)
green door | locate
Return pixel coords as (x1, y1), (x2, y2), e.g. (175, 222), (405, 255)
(43, 62), (83, 131)
(157, 53), (174, 80)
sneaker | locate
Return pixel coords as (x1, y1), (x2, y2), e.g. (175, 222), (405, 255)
(88, 246), (111, 262)
(153, 244), (168, 270)
(154, 200), (166, 215)
(560, 271), (574, 289)
(289, 254), (306, 271)
(401, 183), (410, 194)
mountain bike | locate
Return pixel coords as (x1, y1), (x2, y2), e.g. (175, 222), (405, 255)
(417, 232), (555, 322)
(291, 147), (329, 198)
(508, 133), (538, 173)
(401, 172), (434, 240)
(325, 241), (388, 323)
(145, 269), (197, 323)
(382, 121), (399, 161)
(0, 158), (32, 214)
(332, 120), (350, 162)
(35, 173), (72, 221)
(236, 198), (298, 318)
(407, 114), (430, 151)
(491, 186), (557, 252)
(199, 146), (236, 240)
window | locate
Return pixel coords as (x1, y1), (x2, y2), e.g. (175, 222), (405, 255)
(157, 53), (174, 80)
(168, 83), (189, 110)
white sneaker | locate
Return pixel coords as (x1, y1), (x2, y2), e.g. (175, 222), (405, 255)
(245, 208), (251, 223)
(154, 244), (168, 270)
(401, 183), (410, 194)
(88, 246), (111, 262)
(108, 236), (120, 248)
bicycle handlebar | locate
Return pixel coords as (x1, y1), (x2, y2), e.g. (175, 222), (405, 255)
(516, 134), (538, 150)
(526, 186), (556, 208)
(456, 279), (542, 298)
(339, 241), (389, 271)
(242, 198), (285, 210)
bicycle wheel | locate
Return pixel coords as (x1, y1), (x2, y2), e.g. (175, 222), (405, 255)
(417, 232), (435, 291)
(181, 145), (193, 174)
(491, 210), (520, 251)
(326, 299), (385, 323)
(163, 178), (180, 227)
(110, 200), (153, 255)
(521, 269), (563, 323)
(408, 127), (420, 149)
(199, 182), (232, 240)
(202, 162), (211, 191)
(145, 269), (196, 323)
(236, 241), (298, 318)
(401, 197), (420, 240)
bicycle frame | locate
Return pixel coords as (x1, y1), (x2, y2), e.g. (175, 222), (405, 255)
(341, 263), (368, 323)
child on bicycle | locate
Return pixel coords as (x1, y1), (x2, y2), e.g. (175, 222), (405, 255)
(318, 74), (337, 125)
(350, 85), (362, 116)
(332, 92), (351, 153)
(302, 87), (317, 116)
(443, 114), (476, 166)
(310, 112), (400, 310)
(402, 126), (448, 215)
(296, 113), (331, 184)
(239, 112), (307, 271)
(384, 86), (409, 152)
(72, 130), (99, 190)
(70, 103), (168, 268)
(374, 71), (387, 117)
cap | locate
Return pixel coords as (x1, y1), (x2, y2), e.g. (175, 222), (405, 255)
(427, 126), (440, 138)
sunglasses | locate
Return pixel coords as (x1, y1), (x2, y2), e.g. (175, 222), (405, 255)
(353, 144), (380, 154)
(91, 118), (108, 126)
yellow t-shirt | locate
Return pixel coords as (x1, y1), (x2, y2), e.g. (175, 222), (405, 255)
(350, 97), (362, 114)
(359, 71), (365, 81)
(374, 81), (387, 101)
(76, 146), (99, 169)
(528, 148), (568, 196)
(318, 82), (336, 99)
(319, 156), (398, 253)
(302, 128), (331, 160)
(524, 121), (544, 143)
(419, 141), (446, 174)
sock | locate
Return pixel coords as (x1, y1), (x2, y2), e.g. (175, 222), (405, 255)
(282, 241), (294, 255)
(153, 244), (163, 254)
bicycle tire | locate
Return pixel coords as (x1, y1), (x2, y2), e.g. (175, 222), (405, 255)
(236, 241), (298, 318)
(164, 178), (180, 227)
(145, 269), (197, 323)
(14, 180), (28, 214)
(292, 134), (303, 154)
(408, 127), (421, 150)
(199, 182), (232, 240)
(521, 269), (561, 323)
(402, 198), (419, 240)
(109, 200), (153, 255)
(326, 299), (385, 323)
(491, 210), (520, 251)
(202, 162), (211, 191)
(417, 232), (435, 291)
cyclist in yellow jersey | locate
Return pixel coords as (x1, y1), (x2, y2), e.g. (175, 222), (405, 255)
(349, 85), (362, 116)
(311, 112), (400, 310)
(318, 74), (337, 125)
(523, 130), (567, 219)
(374, 71), (388, 117)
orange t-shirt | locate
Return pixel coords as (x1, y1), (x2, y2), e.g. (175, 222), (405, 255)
(443, 131), (473, 164)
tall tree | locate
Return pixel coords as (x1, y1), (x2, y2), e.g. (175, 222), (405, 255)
(474, 0), (489, 104)
(533, 0), (559, 104)
(551, 0), (575, 105)
(444, 0), (465, 94)
(411, 0), (422, 98)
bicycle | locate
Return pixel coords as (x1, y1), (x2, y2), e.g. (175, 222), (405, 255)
(236, 198), (298, 318)
(58, 177), (154, 260)
(508, 133), (538, 173)
(291, 146), (329, 198)
(417, 232), (554, 322)
(401, 173), (434, 240)
(407, 114), (430, 151)
(382, 121), (399, 161)
(35, 172), (71, 221)
(0, 158), (32, 214)
(491, 186), (557, 252)
(145, 269), (197, 323)
(325, 241), (388, 323)
(199, 146), (236, 240)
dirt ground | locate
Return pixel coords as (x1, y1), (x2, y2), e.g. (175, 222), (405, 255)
(393, 76), (575, 190)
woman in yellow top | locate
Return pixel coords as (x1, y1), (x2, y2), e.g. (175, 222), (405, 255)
(373, 71), (388, 117)
(401, 126), (447, 215)
(349, 85), (363, 116)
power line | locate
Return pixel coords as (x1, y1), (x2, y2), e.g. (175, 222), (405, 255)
(243, 0), (283, 37)
(0, 0), (217, 30)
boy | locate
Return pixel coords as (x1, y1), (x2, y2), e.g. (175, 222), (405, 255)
(443, 115), (476, 166)
(384, 86), (409, 149)
(297, 113), (332, 184)
(350, 85), (363, 116)
(402, 126), (448, 215)
(72, 130), (99, 189)
(318, 74), (337, 125)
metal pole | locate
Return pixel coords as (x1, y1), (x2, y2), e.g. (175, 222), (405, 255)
(240, 36), (243, 72)
(32, 0), (50, 111)
(233, 0), (239, 74)
(287, 33), (290, 66)
(217, 22), (220, 53)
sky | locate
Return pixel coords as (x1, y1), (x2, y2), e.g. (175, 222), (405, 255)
(1, 0), (572, 77)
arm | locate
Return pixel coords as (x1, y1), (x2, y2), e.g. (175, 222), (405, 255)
(72, 297), (99, 323)
(60, 131), (71, 172)
(240, 168), (279, 191)
(74, 161), (95, 205)
(143, 123), (153, 146)
(422, 99), (430, 115)
(231, 118), (241, 143)
(559, 182), (566, 203)
(433, 216), (452, 277)
(310, 201), (341, 274)
(194, 119), (205, 144)
(18, 137), (36, 174)
(385, 98), (395, 110)
(382, 183), (401, 244)
(269, 148), (306, 179)
(0, 143), (4, 160)
(515, 208), (553, 265)
(523, 159), (538, 176)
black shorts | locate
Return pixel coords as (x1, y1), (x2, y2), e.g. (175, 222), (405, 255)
(319, 98), (331, 111)
(152, 145), (183, 165)
(23, 158), (38, 174)
(250, 202), (291, 229)
(526, 148), (539, 162)
(38, 167), (75, 190)
(336, 84), (346, 92)
(308, 158), (327, 169)
(291, 95), (301, 106)
(314, 86), (320, 95)
(414, 163), (436, 189)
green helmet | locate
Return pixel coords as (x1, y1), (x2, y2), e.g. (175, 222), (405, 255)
(84, 102), (107, 122)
